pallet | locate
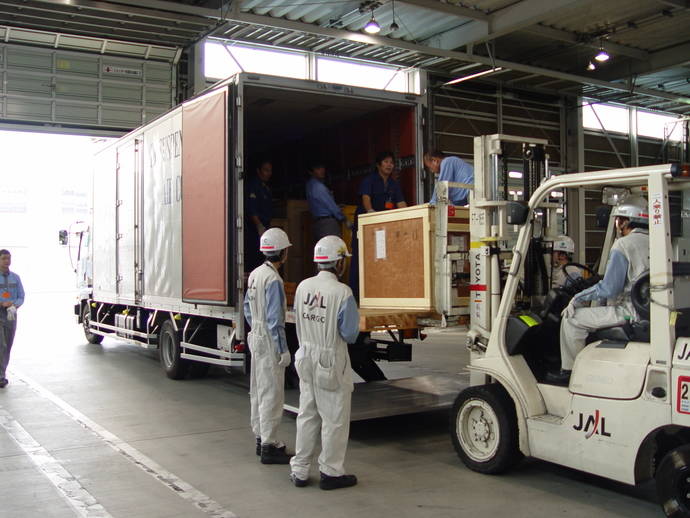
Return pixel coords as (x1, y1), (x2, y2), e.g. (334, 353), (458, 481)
(359, 308), (435, 331)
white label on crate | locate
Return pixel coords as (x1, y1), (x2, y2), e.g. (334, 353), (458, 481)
(375, 229), (386, 260)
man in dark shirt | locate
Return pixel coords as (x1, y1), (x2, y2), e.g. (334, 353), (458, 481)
(349, 151), (407, 299)
(245, 160), (273, 271)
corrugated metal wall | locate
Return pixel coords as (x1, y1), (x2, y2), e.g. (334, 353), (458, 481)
(0, 44), (173, 131)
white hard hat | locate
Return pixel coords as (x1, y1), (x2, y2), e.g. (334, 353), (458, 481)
(260, 228), (291, 255)
(314, 235), (351, 263)
(553, 235), (575, 254)
(611, 196), (648, 224)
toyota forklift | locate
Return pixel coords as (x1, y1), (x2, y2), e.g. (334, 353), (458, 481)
(448, 134), (690, 518)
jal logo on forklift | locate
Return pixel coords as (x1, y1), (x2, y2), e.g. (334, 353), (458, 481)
(573, 410), (612, 438)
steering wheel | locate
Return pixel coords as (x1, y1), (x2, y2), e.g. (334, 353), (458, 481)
(563, 262), (597, 283)
(631, 272), (650, 320)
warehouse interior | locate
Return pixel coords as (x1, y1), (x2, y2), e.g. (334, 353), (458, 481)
(1, 1), (690, 517)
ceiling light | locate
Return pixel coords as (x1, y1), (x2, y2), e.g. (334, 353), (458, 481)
(594, 48), (610, 62)
(508, 171), (523, 179)
(364, 11), (381, 34)
(587, 61), (596, 71)
(444, 67), (504, 86)
(390, 21), (399, 31)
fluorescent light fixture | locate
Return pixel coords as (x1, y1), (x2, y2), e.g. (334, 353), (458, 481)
(550, 191), (564, 198)
(364, 14), (381, 34)
(587, 61), (596, 71)
(444, 67), (504, 86)
(508, 171), (523, 179)
(595, 49), (609, 62)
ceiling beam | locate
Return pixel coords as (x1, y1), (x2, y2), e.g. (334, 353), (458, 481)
(424, 0), (594, 50)
(396, 0), (489, 21)
(230, 11), (690, 105)
(598, 41), (690, 81)
(527, 25), (649, 61)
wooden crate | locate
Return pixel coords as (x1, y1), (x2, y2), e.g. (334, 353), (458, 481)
(358, 203), (469, 311)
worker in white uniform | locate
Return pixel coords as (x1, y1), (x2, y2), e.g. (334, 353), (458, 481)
(289, 236), (360, 490)
(550, 235), (580, 289)
(547, 196), (649, 384)
(243, 228), (293, 464)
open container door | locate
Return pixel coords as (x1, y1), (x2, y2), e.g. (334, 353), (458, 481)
(181, 85), (233, 305)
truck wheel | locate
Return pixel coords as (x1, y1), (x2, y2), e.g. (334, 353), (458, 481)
(159, 320), (189, 380)
(451, 383), (522, 474)
(656, 445), (690, 517)
(82, 304), (103, 345)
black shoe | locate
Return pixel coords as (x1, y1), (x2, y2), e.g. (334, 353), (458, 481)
(319, 472), (357, 490)
(0, 378), (8, 388)
(544, 369), (571, 386)
(260, 444), (292, 465)
(289, 473), (308, 487)
(256, 437), (261, 456)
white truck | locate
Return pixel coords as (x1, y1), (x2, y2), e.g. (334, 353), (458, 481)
(74, 72), (426, 381)
(447, 133), (690, 518)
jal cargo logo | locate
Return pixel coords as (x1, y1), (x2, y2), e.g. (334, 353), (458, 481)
(301, 292), (326, 323)
(573, 410), (611, 439)
(677, 341), (690, 361)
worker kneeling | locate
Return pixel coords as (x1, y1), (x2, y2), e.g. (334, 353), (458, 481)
(290, 236), (360, 490)
(244, 228), (293, 464)
(548, 197), (649, 385)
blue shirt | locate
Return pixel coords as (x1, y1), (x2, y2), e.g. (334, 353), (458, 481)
(306, 177), (344, 221)
(246, 176), (272, 227)
(357, 172), (404, 214)
(430, 156), (474, 206)
(337, 295), (360, 344)
(243, 274), (287, 354)
(0, 271), (24, 307)
(574, 250), (627, 303)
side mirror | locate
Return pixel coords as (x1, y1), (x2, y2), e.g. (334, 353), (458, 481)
(58, 230), (68, 246)
(596, 206), (612, 228)
(506, 201), (529, 225)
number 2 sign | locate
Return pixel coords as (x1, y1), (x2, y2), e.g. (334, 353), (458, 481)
(677, 376), (690, 414)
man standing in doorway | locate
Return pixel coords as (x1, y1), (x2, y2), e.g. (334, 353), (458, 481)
(306, 162), (348, 243)
(245, 159), (274, 271)
(0, 249), (24, 388)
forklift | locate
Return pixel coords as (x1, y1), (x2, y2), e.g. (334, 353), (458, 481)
(448, 134), (690, 518)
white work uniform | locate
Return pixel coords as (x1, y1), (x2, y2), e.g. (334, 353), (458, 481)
(244, 261), (288, 446)
(290, 271), (360, 479)
(560, 228), (649, 370)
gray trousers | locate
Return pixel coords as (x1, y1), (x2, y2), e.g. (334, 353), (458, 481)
(0, 312), (16, 380)
(312, 217), (342, 243)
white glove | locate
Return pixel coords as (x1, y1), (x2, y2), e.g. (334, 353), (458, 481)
(6, 306), (16, 321)
(278, 351), (291, 367)
(562, 297), (584, 319)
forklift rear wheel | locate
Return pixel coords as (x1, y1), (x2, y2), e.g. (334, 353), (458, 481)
(451, 384), (522, 474)
(159, 320), (190, 380)
(656, 445), (690, 518)
(82, 304), (103, 345)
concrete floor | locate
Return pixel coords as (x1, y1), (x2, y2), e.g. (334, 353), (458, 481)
(0, 291), (661, 518)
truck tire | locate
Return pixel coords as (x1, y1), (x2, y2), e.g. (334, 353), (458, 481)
(450, 383), (522, 474)
(159, 320), (189, 380)
(656, 445), (690, 517)
(82, 304), (103, 345)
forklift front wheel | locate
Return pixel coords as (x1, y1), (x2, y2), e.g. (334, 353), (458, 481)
(451, 384), (522, 474)
(656, 445), (690, 518)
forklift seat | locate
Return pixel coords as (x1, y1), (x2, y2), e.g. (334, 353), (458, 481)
(588, 272), (651, 344)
